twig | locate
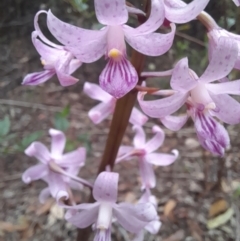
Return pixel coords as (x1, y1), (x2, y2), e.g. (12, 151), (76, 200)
(0, 99), (62, 112)
(175, 31), (206, 47)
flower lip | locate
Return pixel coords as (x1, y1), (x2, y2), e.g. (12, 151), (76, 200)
(97, 202), (113, 229)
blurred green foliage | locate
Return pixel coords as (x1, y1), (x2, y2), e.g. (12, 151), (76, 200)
(65, 0), (89, 12)
(54, 106), (70, 131)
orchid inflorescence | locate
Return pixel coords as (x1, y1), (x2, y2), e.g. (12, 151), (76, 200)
(20, 0), (240, 240)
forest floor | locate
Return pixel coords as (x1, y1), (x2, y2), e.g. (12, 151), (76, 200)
(0, 1), (240, 241)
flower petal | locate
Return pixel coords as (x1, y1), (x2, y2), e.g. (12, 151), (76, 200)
(89, 101), (114, 124)
(48, 171), (68, 199)
(131, 0), (165, 35)
(115, 202), (157, 223)
(22, 70), (55, 86)
(209, 93), (240, 124)
(94, 0), (128, 25)
(164, 0), (210, 23)
(199, 37), (238, 83)
(39, 187), (50, 204)
(145, 125), (165, 153)
(130, 108), (149, 126)
(83, 82), (113, 102)
(145, 150), (178, 166)
(93, 172), (119, 203)
(65, 204), (99, 228)
(99, 58), (138, 99)
(22, 164), (48, 184)
(47, 10), (108, 62)
(68, 59), (82, 74)
(113, 204), (151, 233)
(145, 220), (162, 234)
(124, 24), (176, 56)
(138, 91), (188, 118)
(160, 114), (189, 131)
(32, 31), (60, 61)
(232, 0), (240, 6)
(139, 158), (156, 189)
(25, 142), (50, 164)
(49, 129), (66, 157)
(126, 6), (146, 16)
(170, 58), (197, 91)
(133, 125), (146, 149)
(118, 145), (134, 156)
(193, 111), (230, 156)
(206, 80), (240, 95)
(56, 147), (86, 167)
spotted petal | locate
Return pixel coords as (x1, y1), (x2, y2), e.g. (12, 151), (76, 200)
(132, 0), (165, 35)
(199, 37), (238, 83)
(124, 24), (176, 56)
(170, 58), (197, 92)
(93, 172), (119, 203)
(47, 10), (108, 63)
(138, 91), (188, 118)
(94, 0), (128, 25)
(164, 0), (210, 23)
(209, 93), (240, 124)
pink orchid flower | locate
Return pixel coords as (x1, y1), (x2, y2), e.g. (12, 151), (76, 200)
(22, 11), (82, 87)
(44, 0), (176, 98)
(163, 0), (210, 24)
(61, 172), (157, 241)
(117, 125), (178, 189)
(84, 82), (148, 125)
(22, 129), (90, 203)
(133, 189), (161, 241)
(138, 37), (239, 156)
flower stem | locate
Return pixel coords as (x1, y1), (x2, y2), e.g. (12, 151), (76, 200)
(76, 1), (150, 240)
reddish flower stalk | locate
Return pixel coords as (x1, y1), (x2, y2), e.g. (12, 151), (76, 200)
(76, 1), (151, 240)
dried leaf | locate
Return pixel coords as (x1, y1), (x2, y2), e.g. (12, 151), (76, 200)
(36, 198), (55, 216)
(0, 217), (28, 232)
(208, 199), (228, 218)
(207, 208), (234, 229)
(164, 199), (177, 217)
(187, 219), (203, 241)
(162, 230), (185, 241)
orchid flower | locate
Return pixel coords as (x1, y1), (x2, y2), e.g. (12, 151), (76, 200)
(117, 125), (178, 189)
(22, 129), (91, 203)
(138, 37), (239, 156)
(133, 189), (161, 241)
(61, 172), (157, 241)
(84, 82), (148, 125)
(22, 11), (82, 86)
(43, 0), (176, 98)
(163, 0), (210, 24)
